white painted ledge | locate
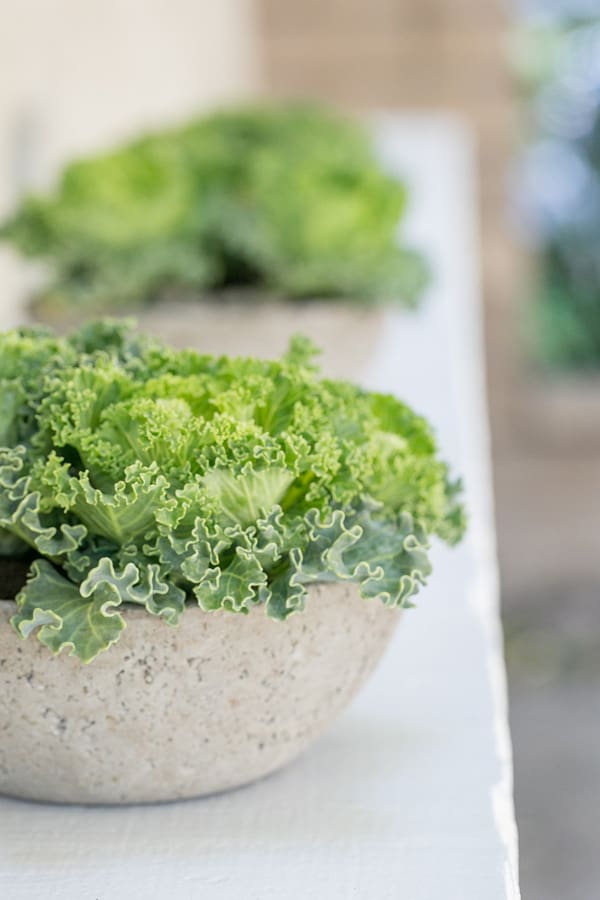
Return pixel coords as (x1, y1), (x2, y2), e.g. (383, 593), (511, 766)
(0, 115), (520, 899)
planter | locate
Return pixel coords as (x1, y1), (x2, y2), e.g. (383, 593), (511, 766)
(514, 370), (600, 454)
(31, 292), (387, 381)
(0, 581), (398, 805)
(496, 365), (600, 599)
(0, 319), (463, 805)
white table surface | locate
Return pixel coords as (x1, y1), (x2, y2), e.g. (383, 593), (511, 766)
(0, 116), (520, 899)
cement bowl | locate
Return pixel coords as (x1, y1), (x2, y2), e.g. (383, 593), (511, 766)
(0, 582), (398, 804)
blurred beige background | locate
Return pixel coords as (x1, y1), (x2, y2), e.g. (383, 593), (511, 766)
(0, 0), (261, 210)
(0, 0), (261, 326)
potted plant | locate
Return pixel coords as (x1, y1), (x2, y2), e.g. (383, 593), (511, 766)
(0, 320), (464, 804)
(0, 103), (429, 379)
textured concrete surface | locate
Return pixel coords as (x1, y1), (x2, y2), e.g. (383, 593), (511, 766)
(31, 294), (388, 382)
(0, 583), (398, 804)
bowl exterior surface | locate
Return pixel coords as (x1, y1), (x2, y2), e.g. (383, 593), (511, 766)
(32, 294), (386, 382)
(0, 582), (398, 804)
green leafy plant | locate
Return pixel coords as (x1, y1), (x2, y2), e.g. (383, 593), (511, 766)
(1, 104), (428, 314)
(0, 321), (464, 662)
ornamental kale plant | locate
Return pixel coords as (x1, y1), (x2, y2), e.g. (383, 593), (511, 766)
(0, 104), (428, 314)
(0, 321), (464, 663)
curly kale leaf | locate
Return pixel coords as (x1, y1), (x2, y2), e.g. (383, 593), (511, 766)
(0, 321), (464, 661)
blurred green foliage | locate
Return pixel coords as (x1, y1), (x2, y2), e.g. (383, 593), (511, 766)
(515, 22), (600, 369)
(1, 104), (428, 314)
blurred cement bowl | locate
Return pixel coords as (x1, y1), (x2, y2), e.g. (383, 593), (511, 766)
(30, 292), (388, 381)
(0, 582), (398, 805)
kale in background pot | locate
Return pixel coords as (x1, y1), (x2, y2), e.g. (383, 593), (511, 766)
(1, 105), (429, 313)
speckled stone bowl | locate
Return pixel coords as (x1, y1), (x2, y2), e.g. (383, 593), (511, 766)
(0, 583), (398, 805)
